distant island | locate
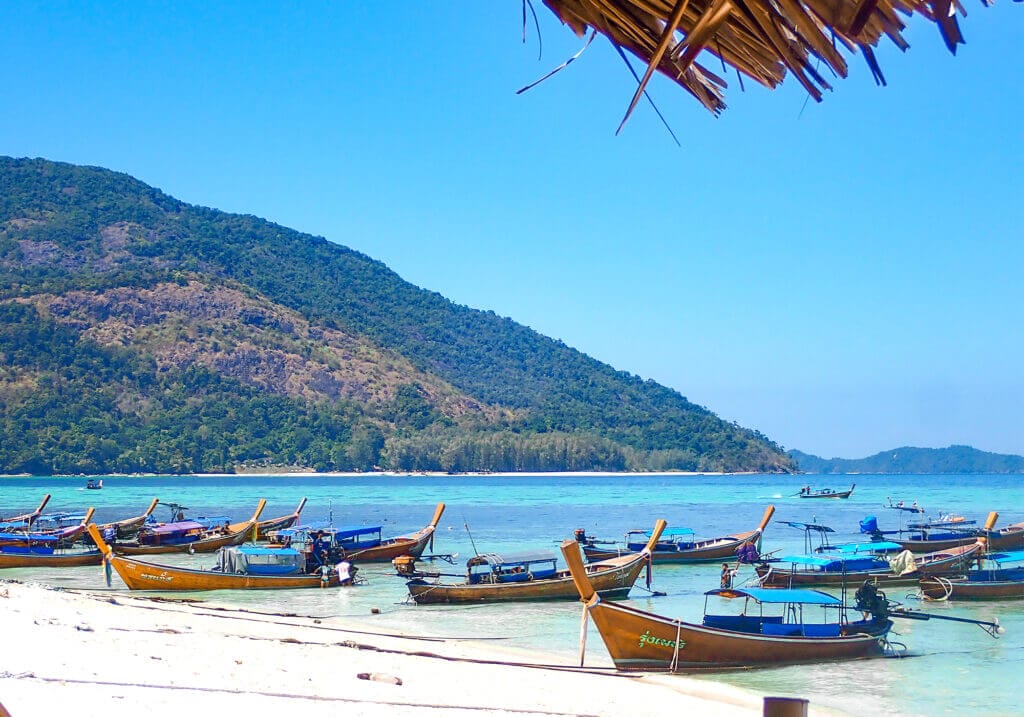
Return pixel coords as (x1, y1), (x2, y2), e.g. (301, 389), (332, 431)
(0, 157), (795, 476)
(790, 445), (1024, 474)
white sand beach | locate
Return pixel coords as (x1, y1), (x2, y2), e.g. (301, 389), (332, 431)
(0, 580), (809, 717)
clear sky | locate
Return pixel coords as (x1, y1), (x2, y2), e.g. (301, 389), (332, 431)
(1, 2), (1021, 459)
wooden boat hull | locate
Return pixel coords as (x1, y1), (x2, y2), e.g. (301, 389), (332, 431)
(340, 503), (445, 562)
(113, 500), (266, 555)
(920, 576), (1024, 601)
(582, 598), (889, 670)
(984, 524), (1024, 553)
(583, 506), (774, 564)
(114, 530), (249, 555)
(0, 507), (96, 549)
(256, 498), (307, 541)
(758, 543), (981, 588)
(93, 498), (161, 541)
(799, 485), (855, 499)
(0, 494), (51, 525)
(894, 536), (977, 553)
(758, 565), (920, 588)
(0, 549), (103, 568)
(584, 534), (756, 564)
(408, 558), (646, 604)
(106, 554), (340, 590)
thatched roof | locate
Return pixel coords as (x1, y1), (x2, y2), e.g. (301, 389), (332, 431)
(538, 0), (992, 119)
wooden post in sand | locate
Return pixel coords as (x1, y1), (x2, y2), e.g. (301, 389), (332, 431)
(763, 696), (808, 717)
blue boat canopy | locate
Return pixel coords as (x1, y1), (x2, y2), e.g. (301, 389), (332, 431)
(0, 521), (32, 531)
(783, 521), (835, 533)
(194, 515), (232, 529)
(830, 541), (902, 553)
(238, 546), (302, 557)
(706, 587), (842, 605)
(779, 554), (842, 566)
(0, 532), (58, 542)
(989, 551), (1024, 564)
(631, 527), (693, 537)
(330, 525), (383, 539)
(470, 550), (557, 566)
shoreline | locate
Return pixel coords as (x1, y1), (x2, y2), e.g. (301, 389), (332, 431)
(0, 580), (809, 717)
(0, 470), (755, 479)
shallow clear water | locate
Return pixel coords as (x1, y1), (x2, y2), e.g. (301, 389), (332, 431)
(2, 473), (1021, 716)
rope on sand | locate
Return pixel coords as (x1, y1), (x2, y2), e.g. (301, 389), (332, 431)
(79, 588), (640, 678)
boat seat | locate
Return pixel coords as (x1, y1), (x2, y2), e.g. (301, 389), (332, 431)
(761, 623), (802, 636)
(703, 614), (780, 633)
(761, 623), (841, 637)
(799, 623), (842, 637)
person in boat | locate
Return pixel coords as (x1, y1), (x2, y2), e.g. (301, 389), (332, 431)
(313, 531), (331, 557)
(720, 563), (736, 589)
(219, 520), (231, 535)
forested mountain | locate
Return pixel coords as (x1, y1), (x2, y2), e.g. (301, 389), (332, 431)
(790, 446), (1024, 474)
(0, 156), (796, 475)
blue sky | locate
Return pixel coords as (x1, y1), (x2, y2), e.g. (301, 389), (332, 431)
(2, 2), (1021, 458)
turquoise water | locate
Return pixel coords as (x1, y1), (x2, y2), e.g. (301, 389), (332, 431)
(2, 473), (1022, 716)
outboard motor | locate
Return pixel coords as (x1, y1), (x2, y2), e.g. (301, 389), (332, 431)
(854, 580), (890, 624)
(859, 515), (879, 535)
(393, 555), (418, 576)
(574, 528), (589, 543)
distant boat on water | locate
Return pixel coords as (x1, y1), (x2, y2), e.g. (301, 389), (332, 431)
(798, 484), (855, 499)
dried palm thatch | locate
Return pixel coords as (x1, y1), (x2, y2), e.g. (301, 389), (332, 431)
(536, 0), (999, 120)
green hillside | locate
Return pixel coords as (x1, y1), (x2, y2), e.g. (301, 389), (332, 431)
(790, 446), (1024, 474)
(0, 156), (796, 475)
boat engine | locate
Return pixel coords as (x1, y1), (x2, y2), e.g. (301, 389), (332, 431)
(393, 555), (418, 576)
(859, 515), (880, 535)
(854, 580), (890, 623)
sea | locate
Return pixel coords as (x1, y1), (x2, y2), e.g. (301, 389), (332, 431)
(2, 472), (1021, 717)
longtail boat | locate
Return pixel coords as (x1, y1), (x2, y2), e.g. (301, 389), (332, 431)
(798, 484), (855, 499)
(91, 498), (161, 541)
(0, 494), (51, 526)
(579, 506), (774, 564)
(919, 549), (1024, 601)
(757, 513), (998, 588)
(860, 510), (1024, 553)
(781, 520), (902, 556)
(404, 520), (666, 604)
(560, 539), (892, 671)
(0, 508), (96, 548)
(256, 497), (307, 540)
(0, 532), (103, 568)
(977, 520), (1024, 553)
(111, 500), (267, 555)
(87, 524), (353, 590)
(278, 503), (446, 563)
(860, 512), (979, 552)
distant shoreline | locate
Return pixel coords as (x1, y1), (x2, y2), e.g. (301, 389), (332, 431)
(1, 470), (746, 479)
